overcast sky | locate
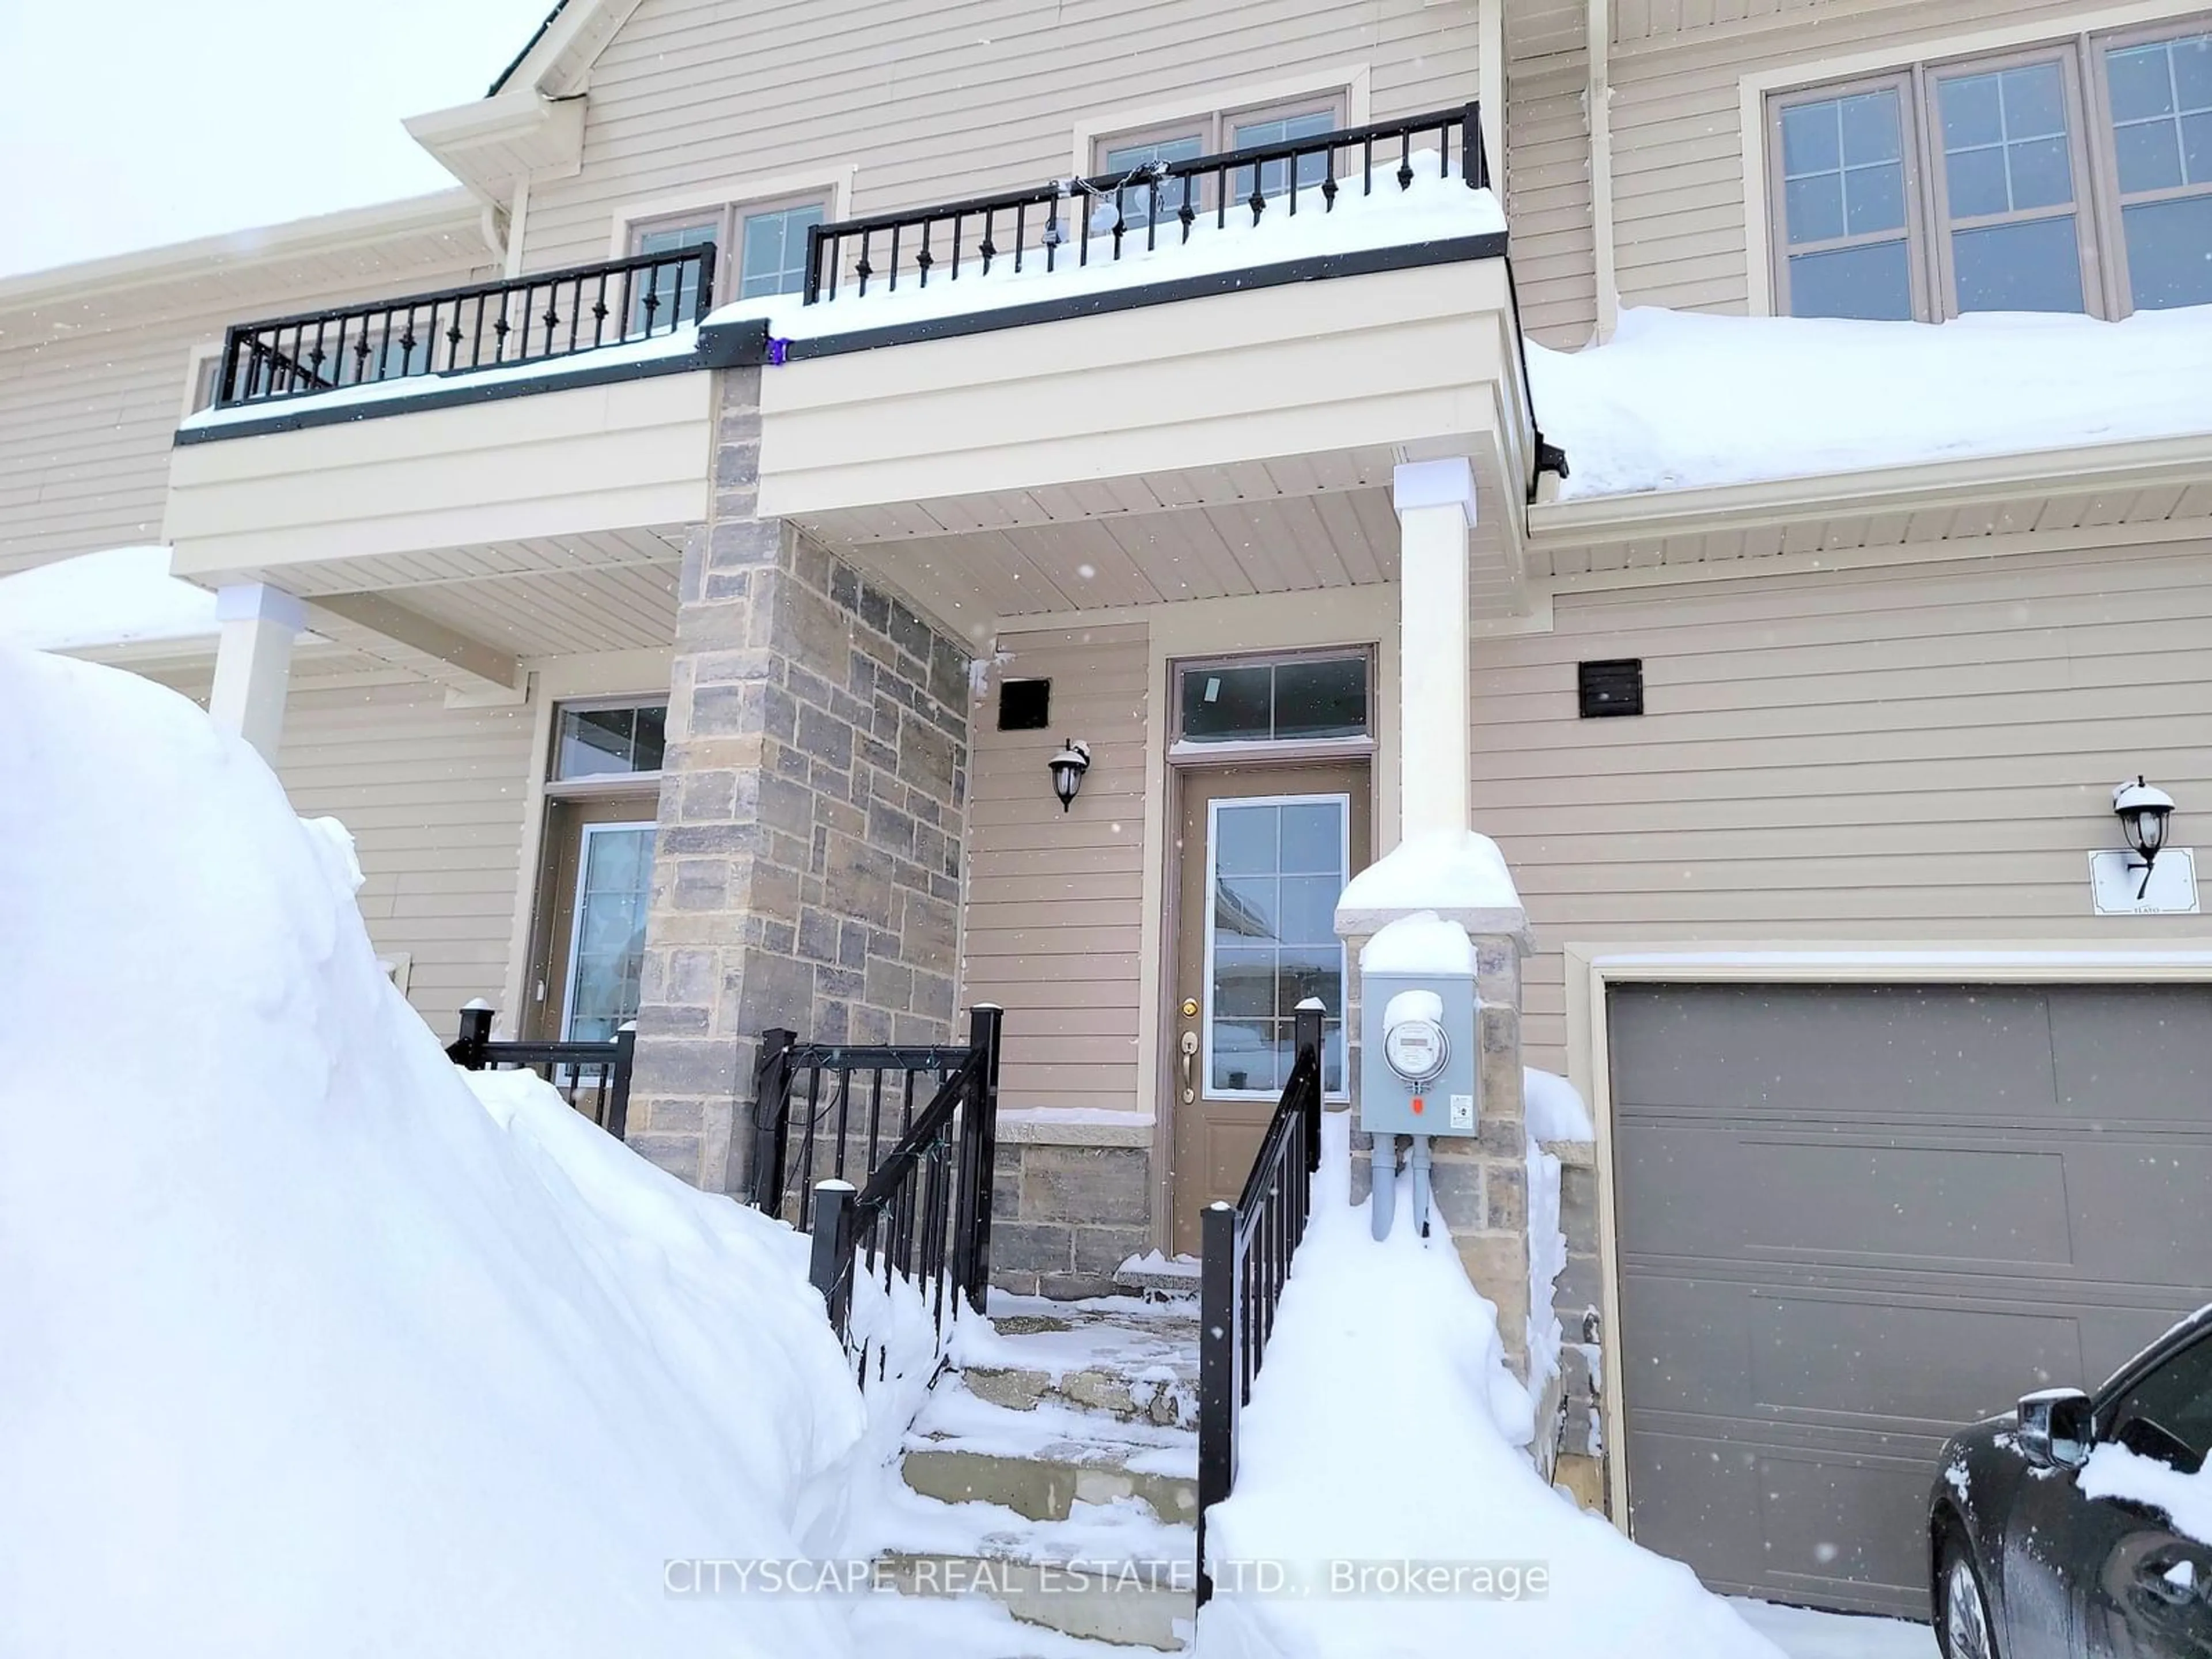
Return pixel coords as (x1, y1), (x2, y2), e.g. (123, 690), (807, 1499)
(0, 0), (555, 278)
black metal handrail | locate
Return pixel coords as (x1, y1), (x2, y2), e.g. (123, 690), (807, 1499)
(800, 1007), (1004, 1386)
(1196, 1001), (1325, 1608)
(213, 244), (716, 410)
(446, 1002), (636, 1138)
(801, 103), (1487, 306)
(751, 1021), (986, 1228)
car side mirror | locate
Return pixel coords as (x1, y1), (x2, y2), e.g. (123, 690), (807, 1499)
(2018, 1388), (2096, 1470)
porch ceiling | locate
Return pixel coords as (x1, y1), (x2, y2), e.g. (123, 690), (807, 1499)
(358, 560), (681, 660)
(798, 443), (1524, 635)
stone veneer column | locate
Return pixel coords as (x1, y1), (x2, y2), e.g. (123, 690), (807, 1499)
(625, 366), (975, 1192)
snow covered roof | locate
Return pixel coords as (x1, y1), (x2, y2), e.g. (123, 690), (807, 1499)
(0, 547), (222, 654)
(706, 158), (1506, 344)
(1531, 304), (2212, 502)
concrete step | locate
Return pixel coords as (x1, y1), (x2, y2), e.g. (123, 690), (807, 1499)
(955, 1295), (1200, 1430)
(902, 1442), (1199, 1527)
(903, 1386), (1198, 1525)
(1110, 1252), (1200, 1299)
(876, 1549), (1193, 1650)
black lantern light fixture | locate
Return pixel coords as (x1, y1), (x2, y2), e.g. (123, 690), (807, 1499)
(2113, 775), (2176, 899)
(1048, 739), (1090, 812)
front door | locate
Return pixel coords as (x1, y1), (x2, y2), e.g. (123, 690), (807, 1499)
(1169, 763), (1368, 1255)
(527, 796), (657, 1041)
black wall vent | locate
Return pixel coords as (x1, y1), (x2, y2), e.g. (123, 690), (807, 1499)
(1578, 658), (1644, 718)
(998, 678), (1051, 731)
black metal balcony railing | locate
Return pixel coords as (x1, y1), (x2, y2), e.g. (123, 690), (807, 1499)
(211, 244), (717, 411)
(802, 104), (1487, 306)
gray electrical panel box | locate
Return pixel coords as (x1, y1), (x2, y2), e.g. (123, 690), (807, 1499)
(1358, 967), (1481, 1138)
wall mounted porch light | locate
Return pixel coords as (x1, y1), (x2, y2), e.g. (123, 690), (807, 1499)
(2113, 775), (2176, 899)
(1048, 740), (1091, 812)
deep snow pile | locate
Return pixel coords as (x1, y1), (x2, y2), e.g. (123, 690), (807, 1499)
(1530, 304), (2212, 501)
(1196, 1109), (1782, 1659)
(0, 649), (870, 1657)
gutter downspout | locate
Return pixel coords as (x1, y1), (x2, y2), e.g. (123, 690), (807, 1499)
(1588, 0), (1618, 342)
(504, 177), (532, 280)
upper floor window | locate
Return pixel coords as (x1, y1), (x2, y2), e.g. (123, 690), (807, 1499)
(1768, 17), (2212, 321)
(627, 196), (828, 315)
(1095, 93), (1347, 226)
(1176, 653), (1370, 745)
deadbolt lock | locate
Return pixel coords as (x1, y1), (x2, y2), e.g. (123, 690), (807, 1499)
(1180, 998), (1199, 1018)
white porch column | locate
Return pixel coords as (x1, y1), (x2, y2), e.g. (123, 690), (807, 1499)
(209, 583), (305, 763)
(1392, 458), (1476, 839)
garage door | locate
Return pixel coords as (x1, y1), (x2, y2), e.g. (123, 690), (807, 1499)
(1611, 982), (2212, 1618)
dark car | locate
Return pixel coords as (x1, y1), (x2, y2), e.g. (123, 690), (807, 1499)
(1930, 1306), (2212, 1658)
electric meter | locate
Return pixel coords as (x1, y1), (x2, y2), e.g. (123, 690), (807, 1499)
(1382, 1016), (1448, 1084)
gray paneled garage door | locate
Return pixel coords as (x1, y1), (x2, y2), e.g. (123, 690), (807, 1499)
(1611, 982), (2212, 1618)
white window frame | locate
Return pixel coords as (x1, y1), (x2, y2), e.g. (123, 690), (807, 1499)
(548, 695), (668, 790)
(558, 819), (656, 1043)
(179, 341), (226, 422)
(608, 168), (855, 290)
(1071, 65), (1372, 179)
(1200, 791), (1353, 1104)
(1741, 0), (2212, 316)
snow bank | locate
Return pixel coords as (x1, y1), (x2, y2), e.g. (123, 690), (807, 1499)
(1525, 1067), (1596, 1143)
(2080, 1444), (2212, 1546)
(0, 545), (222, 653)
(1196, 1109), (1780, 1659)
(1529, 304), (2212, 501)
(709, 155), (1504, 343)
(0, 647), (870, 1658)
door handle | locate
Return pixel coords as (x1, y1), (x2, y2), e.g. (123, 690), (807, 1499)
(1179, 1028), (1199, 1104)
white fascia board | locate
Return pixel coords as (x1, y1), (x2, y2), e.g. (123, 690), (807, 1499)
(0, 193), (483, 311)
(1528, 429), (2212, 547)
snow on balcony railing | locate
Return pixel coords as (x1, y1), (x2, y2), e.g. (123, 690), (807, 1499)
(796, 104), (1489, 309)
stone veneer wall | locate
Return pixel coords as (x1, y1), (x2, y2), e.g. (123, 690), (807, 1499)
(988, 1128), (1154, 1299)
(625, 365), (973, 1194)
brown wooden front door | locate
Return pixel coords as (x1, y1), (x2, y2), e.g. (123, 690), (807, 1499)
(1169, 762), (1369, 1255)
(525, 794), (657, 1041)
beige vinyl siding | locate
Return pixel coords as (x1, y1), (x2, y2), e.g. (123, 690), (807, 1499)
(1471, 540), (2212, 1074)
(1607, 0), (2107, 315)
(161, 666), (539, 1033)
(1506, 0), (1600, 346)
(519, 0), (1481, 270)
(959, 623), (1149, 1113)
(0, 250), (487, 579)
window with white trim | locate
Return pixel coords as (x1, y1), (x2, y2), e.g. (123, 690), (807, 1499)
(1094, 92), (1349, 226)
(1768, 14), (2212, 319)
(627, 194), (830, 313)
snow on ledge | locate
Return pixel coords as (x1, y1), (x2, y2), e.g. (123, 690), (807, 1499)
(1361, 912), (1476, 978)
(1336, 829), (1528, 945)
(1529, 304), (2212, 502)
(707, 156), (1505, 345)
(1524, 1067), (1594, 1143)
(177, 325), (702, 431)
(0, 546), (219, 653)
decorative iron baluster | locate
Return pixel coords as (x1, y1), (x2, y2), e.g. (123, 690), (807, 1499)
(1178, 174), (1196, 243)
(979, 208), (997, 277)
(1397, 131), (1415, 191)
(915, 219), (934, 287)
(855, 229), (873, 297)
(887, 223), (901, 292)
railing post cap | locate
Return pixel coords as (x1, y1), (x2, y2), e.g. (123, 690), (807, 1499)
(1294, 997), (1328, 1012)
(971, 1002), (1003, 1012)
(1206, 1200), (1234, 1211)
(461, 997), (494, 1012)
(814, 1178), (858, 1194)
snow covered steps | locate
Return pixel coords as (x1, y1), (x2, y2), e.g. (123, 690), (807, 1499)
(865, 1294), (1203, 1654)
(948, 1295), (1200, 1430)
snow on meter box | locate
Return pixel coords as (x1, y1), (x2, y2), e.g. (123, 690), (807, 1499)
(1358, 912), (1480, 1241)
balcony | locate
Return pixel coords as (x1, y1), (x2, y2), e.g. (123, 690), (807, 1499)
(164, 103), (1551, 642)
